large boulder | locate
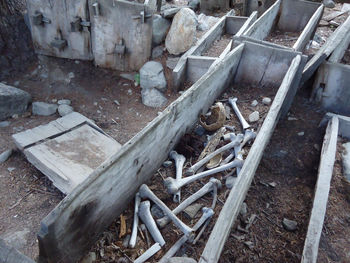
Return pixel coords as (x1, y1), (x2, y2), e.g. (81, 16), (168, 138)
(197, 13), (220, 31)
(0, 83), (31, 120)
(153, 15), (171, 46)
(141, 88), (167, 108)
(165, 8), (198, 55)
(140, 61), (167, 92)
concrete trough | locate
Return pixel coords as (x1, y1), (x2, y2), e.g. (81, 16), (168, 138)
(36, 41), (306, 263)
(311, 29), (350, 116)
(236, 0), (323, 53)
(172, 10), (258, 89)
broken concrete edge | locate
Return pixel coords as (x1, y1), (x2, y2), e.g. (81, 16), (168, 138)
(302, 14), (350, 83)
(199, 54), (304, 263)
(36, 43), (245, 263)
(311, 62), (350, 116)
(329, 32), (350, 63)
(234, 11), (258, 39)
(319, 112), (350, 140)
(0, 238), (35, 263)
(301, 116), (338, 263)
(293, 4), (324, 52)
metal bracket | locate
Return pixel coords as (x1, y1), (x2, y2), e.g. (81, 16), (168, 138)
(132, 11), (152, 24)
(71, 17), (91, 32)
(32, 11), (51, 26)
(114, 39), (126, 58)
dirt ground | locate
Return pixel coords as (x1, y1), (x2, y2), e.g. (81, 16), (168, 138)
(1, 2), (350, 263)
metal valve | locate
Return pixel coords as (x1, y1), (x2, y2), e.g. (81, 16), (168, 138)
(32, 11), (51, 26)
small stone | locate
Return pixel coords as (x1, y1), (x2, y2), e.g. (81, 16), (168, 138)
(114, 100), (120, 106)
(13, 81), (20, 87)
(298, 132), (304, 136)
(314, 144), (320, 151)
(152, 46), (164, 59)
(57, 99), (71, 105)
(251, 100), (258, 107)
(68, 72), (75, 79)
(141, 88), (167, 108)
(288, 117), (298, 121)
(194, 125), (206, 136)
(32, 102), (58, 116)
(51, 99), (57, 103)
(323, 0), (335, 8)
(58, 105), (74, 117)
(151, 204), (165, 218)
(197, 13), (220, 31)
(262, 97), (272, 105)
(226, 175), (237, 189)
(240, 202), (247, 217)
(268, 182), (277, 188)
(168, 257), (197, 263)
(152, 14), (171, 46)
(12, 114), (18, 119)
(166, 57), (180, 70)
(13, 126), (24, 132)
(282, 218), (297, 231)
(183, 203), (203, 219)
(163, 160), (172, 168)
(75, 60), (80, 64)
(140, 61), (167, 92)
(81, 252), (97, 263)
(93, 102), (98, 106)
(122, 234), (131, 248)
(0, 149), (12, 164)
(0, 121), (10, 127)
(7, 167), (15, 172)
(128, 89), (133, 95)
(248, 111), (259, 122)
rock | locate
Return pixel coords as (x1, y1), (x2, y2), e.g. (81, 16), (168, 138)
(57, 99), (71, 105)
(262, 97), (272, 105)
(197, 13), (220, 31)
(240, 202), (248, 217)
(188, 0), (200, 10)
(342, 142), (350, 182)
(0, 121), (10, 127)
(323, 0), (335, 8)
(161, 6), (182, 19)
(0, 83), (31, 121)
(183, 203), (203, 219)
(165, 8), (198, 55)
(81, 252), (97, 263)
(128, 89), (133, 95)
(68, 72), (75, 79)
(226, 175), (237, 189)
(32, 102), (58, 116)
(248, 111), (259, 122)
(141, 88), (168, 108)
(114, 100), (120, 106)
(251, 100), (258, 107)
(58, 105), (74, 117)
(163, 160), (173, 168)
(298, 131), (304, 136)
(168, 257), (197, 263)
(288, 117), (298, 121)
(140, 61), (167, 92)
(194, 125), (206, 136)
(7, 167), (15, 172)
(0, 149), (12, 164)
(122, 234), (131, 248)
(145, 0), (157, 12)
(282, 218), (297, 231)
(152, 46), (164, 59)
(151, 204), (165, 218)
(153, 15), (171, 46)
(166, 57), (180, 70)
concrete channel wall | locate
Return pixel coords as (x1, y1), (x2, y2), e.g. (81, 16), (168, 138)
(37, 41), (306, 263)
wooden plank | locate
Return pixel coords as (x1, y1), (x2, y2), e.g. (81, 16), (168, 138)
(329, 32), (350, 63)
(301, 116), (339, 263)
(37, 44), (245, 263)
(24, 124), (121, 194)
(293, 5), (324, 52)
(12, 112), (95, 150)
(0, 238), (35, 263)
(243, 0), (281, 40)
(302, 15), (350, 83)
(172, 15), (226, 88)
(225, 16), (248, 35)
(187, 56), (217, 83)
(199, 54), (303, 263)
(235, 11), (258, 38)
